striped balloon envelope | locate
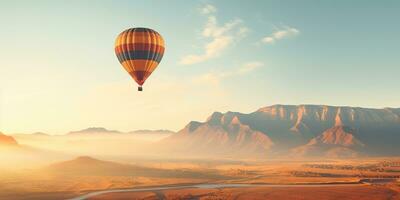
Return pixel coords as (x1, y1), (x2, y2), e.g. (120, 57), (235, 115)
(115, 27), (165, 91)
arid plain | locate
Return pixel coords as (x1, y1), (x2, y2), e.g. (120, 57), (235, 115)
(1, 149), (399, 199)
(1, 105), (400, 199)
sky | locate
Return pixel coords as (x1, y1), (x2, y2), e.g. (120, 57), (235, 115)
(0, 0), (399, 134)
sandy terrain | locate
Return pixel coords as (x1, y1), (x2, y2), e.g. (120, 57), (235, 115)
(88, 184), (400, 200)
(0, 157), (399, 200)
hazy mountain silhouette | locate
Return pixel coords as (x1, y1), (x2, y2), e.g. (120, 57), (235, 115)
(163, 105), (400, 157)
(47, 156), (224, 179)
(31, 132), (49, 136)
(0, 132), (18, 146)
(129, 129), (175, 134)
(67, 127), (174, 135)
(68, 127), (122, 135)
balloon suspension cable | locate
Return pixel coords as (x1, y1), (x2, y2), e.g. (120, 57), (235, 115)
(138, 86), (143, 91)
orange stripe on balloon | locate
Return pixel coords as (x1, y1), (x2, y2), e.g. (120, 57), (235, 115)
(121, 60), (159, 72)
(114, 44), (165, 54)
(115, 28), (164, 86)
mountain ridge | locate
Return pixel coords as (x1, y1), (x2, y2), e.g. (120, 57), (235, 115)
(0, 132), (18, 146)
(292, 125), (365, 158)
(67, 127), (174, 135)
(68, 127), (122, 135)
(162, 104), (400, 158)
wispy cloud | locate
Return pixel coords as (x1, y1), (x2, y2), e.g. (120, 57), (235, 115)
(261, 26), (300, 44)
(200, 4), (217, 14)
(193, 61), (264, 85)
(180, 4), (248, 65)
(236, 62), (264, 74)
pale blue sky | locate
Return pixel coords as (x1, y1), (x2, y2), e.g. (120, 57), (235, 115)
(0, 0), (399, 133)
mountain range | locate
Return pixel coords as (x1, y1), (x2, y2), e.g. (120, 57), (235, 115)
(2, 104), (400, 158)
(162, 105), (400, 158)
(67, 127), (174, 135)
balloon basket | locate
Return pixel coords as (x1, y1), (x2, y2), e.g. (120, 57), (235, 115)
(138, 86), (143, 91)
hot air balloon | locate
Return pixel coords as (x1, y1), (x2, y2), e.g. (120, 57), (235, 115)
(115, 27), (165, 91)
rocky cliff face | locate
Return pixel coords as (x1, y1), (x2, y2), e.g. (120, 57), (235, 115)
(163, 105), (400, 158)
(292, 126), (364, 158)
(165, 113), (273, 157)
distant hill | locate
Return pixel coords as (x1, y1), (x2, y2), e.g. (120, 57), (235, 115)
(129, 129), (174, 134)
(0, 132), (18, 146)
(0, 132), (68, 168)
(162, 105), (400, 158)
(48, 156), (133, 174)
(68, 127), (121, 135)
(292, 126), (364, 158)
(67, 127), (174, 136)
(47, 156), (224, 179)
(12, 132), (50, 139)
(32, 132), (49, 136)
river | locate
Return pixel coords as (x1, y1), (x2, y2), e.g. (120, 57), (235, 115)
(69, 181), (388, 200)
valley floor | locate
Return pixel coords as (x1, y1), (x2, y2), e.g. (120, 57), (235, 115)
(87, 184), (400, 200)
(1, 157), (400, 200)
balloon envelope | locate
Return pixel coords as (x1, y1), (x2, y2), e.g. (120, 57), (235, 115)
(115, 27), (165, 90)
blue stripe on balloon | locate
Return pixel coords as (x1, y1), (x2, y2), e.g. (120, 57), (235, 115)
(116, 50), (163, 63)
(131, 27), (155, 32)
